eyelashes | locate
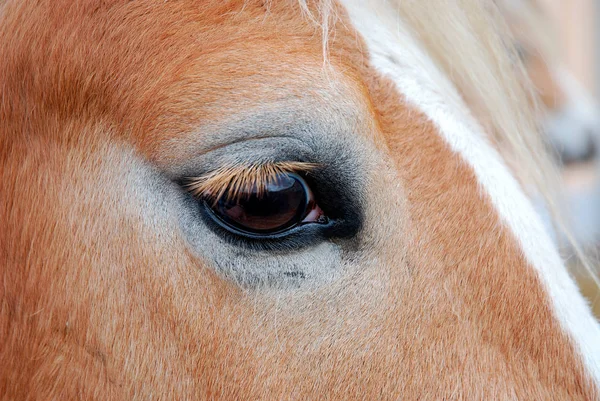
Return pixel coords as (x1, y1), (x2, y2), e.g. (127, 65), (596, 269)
(184, 161), (319, 204)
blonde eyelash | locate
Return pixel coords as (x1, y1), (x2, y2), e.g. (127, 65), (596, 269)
(185, 161), (319, 204)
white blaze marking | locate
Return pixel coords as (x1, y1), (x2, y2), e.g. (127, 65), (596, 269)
(339, 0), (600, 384)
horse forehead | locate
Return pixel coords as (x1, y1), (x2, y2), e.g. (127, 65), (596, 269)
(0, 1), (347, 150)
(89, 1), (364, 153)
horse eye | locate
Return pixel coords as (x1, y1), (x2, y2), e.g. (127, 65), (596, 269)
(206, 173), (328, 236)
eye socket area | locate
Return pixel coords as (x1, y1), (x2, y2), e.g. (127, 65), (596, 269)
(186, 163), (330, 239)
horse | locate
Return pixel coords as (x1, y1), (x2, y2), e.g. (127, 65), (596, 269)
(498, 0), (600, 164)
(1, 0), (600, 399)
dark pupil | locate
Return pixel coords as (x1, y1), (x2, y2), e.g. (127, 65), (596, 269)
(210, 173), (309, 235)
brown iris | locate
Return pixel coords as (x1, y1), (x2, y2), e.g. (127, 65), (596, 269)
(207, 173), (324, 236)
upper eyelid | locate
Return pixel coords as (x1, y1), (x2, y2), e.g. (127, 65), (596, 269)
(164, 136), (316, 181)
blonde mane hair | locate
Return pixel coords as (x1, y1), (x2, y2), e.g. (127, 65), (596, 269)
(390, 1), (554, 198)
(496, 0), (561, 62)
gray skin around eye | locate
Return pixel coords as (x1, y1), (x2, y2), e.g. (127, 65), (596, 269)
(167, 110), (369, 289)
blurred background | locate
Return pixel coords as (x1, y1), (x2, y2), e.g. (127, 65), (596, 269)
(510, 0), (600, 316)
(541, 0), (596, 94)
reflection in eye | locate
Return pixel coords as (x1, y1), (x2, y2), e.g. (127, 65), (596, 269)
(185, 162), (329, 236)
(211, 172), (326, 235)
